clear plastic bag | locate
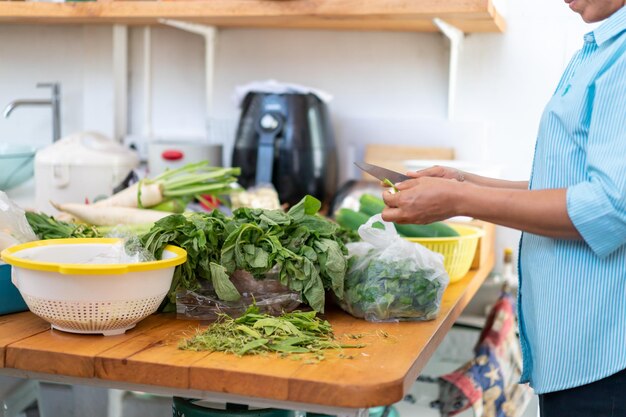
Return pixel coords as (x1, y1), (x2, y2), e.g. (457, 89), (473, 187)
(0, 191), (37, 251)
(176, 268), (302, 321)
(87, 233), (156, 264)
(337, 214), (449, 322)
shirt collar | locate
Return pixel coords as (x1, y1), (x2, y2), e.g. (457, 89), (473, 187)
(592, 5), (626, 46)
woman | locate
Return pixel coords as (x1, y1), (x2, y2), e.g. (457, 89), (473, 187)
(382, 1), (626, 415)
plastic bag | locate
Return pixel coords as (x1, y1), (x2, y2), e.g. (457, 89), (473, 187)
(176, 268), (302, 321)
(87, 233), (156, 264)
(0, 191), (38, 251)
(337, 214), (449, 322)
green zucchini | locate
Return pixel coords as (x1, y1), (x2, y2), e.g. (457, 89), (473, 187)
(358, 194), (460, 238)
(336, 208), (371, 231)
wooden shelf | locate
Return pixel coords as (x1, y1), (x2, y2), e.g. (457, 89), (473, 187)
(0, 0), (506, 33)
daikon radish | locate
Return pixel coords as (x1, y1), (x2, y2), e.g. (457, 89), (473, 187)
(93, 182), (163, 208)
(50, 202), (173, 226)
(93, 161), (240, 209)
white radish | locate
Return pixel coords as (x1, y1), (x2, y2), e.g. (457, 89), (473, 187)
(91, 162), (240, 209)
(93, 182), (163, 208)
(50, 202), (173, 226)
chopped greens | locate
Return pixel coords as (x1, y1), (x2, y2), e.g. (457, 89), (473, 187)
(179, 305), (364, 359)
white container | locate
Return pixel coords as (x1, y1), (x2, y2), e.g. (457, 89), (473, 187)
(35, 132), (140, 214)
(0, 238), (187, 336)
(148, 140), (223, 176)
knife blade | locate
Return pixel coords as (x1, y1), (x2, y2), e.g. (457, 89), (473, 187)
(354, 161), (411, 184)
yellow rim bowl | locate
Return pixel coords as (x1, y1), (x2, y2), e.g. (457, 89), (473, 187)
(405, 224), (484, 283)
(0, 238), (187, 275)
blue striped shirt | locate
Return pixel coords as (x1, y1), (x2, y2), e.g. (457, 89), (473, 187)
(519, 6), (626, 394)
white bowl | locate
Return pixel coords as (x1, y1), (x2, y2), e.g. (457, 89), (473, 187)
(0, 238), (187, 336)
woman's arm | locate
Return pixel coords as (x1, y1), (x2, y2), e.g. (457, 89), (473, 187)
(382, 178), (581, 239)
(406, 166), (529, 190)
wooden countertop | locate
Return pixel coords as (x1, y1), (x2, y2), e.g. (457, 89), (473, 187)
(0, 252), (493, 409)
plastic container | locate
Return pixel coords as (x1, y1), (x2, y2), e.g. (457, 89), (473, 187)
(0, 262), (28, 315)
(406, 223), (484, 283)
(172, 398), (293, 417)
(34, 131), (139, 213)
(0, 238), (187, 336)
(0, 143), (36, 191)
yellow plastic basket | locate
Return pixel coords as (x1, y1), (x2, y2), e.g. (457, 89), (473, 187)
(405, 223), (484, 283)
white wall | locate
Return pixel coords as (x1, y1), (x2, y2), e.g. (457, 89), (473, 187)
(0, 0), (594, 270)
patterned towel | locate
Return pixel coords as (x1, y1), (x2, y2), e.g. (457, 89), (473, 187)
(437, 291), (533, 417)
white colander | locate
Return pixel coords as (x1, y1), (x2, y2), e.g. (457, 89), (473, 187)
(0, 238), (187, 336)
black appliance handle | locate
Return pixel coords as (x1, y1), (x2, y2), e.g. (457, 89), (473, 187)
(255, 132), (276, 185)
(255, 112), (283, 186)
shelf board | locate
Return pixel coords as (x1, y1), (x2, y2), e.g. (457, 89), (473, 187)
(0, 0), (506, 33)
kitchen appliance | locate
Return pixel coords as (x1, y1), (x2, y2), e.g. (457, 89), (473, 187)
(232, 92), (338, 207)
(35, 131), (139, 214)
(148, 140), (223, 176)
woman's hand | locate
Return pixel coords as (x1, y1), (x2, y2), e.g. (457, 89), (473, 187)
(406, 165), (466, 182)
(382, 176), (467, 224)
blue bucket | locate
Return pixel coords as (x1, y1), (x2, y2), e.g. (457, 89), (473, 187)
(0, 262), (28, 315)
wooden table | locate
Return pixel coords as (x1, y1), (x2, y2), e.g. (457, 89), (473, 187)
(0, 253), (493, 417)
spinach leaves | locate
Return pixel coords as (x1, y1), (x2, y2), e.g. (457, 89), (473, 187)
(339, 250), (444, 321)
(142, 195), (347, 313)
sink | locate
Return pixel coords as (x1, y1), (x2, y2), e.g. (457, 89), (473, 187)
(0, 144), (36, 191)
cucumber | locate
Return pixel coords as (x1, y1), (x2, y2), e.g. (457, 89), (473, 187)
(358, 194), (460, 238)
(335, 208), (370, 231)
(335, 208), (385, 232)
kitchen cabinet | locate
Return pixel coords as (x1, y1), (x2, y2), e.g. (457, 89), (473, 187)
(0, 0), (505, 33)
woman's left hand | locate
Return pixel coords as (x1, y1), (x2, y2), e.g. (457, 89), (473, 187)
(381, 176), (466, 224)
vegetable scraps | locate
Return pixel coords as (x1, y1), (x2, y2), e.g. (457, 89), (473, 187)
(141, 195), (348, 313)
(180, 305), (364, 359)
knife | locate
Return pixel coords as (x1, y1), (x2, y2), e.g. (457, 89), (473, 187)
(354, 161), (411, 184)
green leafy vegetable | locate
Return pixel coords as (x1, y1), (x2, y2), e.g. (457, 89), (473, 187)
(339, 250), (444, 321)
(179, 305), (364, 359)
(25, 212), (101, 239)
(141, 195), (348, 313)
(141, 211), (229, 311)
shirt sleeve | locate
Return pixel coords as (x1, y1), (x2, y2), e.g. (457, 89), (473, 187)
(567, 44), (626, 258)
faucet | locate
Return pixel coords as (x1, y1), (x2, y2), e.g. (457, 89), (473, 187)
(3, 82), (61, 142)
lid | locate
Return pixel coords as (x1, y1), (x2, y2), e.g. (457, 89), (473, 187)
(35, 131), (139, 168)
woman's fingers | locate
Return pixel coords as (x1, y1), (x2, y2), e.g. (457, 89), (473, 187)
(382, 189), (399, 207)
(381, 206), (404, 223)
(406, 166), (447, 178)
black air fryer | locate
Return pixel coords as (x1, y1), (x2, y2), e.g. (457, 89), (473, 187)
(232, 92), (338, 207)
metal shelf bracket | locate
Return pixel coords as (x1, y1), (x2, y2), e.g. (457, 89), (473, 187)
(433, 18), (464, 120)
(159, 19), (218, 139)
